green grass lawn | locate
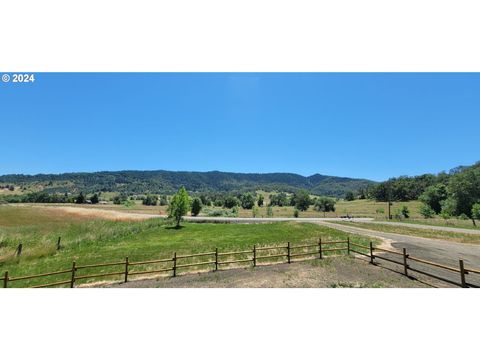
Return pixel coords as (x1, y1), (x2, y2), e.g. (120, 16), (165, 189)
(0, 205), (377, 287)
(332, 221), (480, 244)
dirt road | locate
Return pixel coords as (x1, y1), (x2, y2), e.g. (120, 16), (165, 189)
(320, 222), (480, 287)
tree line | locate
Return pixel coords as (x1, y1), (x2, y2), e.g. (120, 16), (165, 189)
(357, 161), (480, 225)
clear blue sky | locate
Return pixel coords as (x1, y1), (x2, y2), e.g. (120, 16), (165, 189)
(1, 73), (478, 181)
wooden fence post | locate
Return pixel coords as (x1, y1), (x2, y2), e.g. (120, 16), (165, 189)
(173, 252), (177, 277)
(253, 245), (257, 267)
(3, 271), (8, 288)
(459, 259), (467, 288)
(124, 257), (129, 283)
(57, 237), (61, 250)
(215, 248), (218, 271)
(16, 243), (22, 257)
(318, 237), (323, 259)
(347, 237), (350, 255)
(403, 248), (408, 277)
(287, 242), (291, 264)
(70, 261), (76, 288)
(369, 242), (374, 264)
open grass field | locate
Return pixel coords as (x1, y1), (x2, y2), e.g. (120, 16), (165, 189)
(0, 205), (378, 287)
(35, 199), (425, 219)
(332, 221), (480, 244)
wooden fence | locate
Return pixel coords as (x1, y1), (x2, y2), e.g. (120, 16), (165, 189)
(2, 238), (349, 288)
(2, 238), (479, 288)
(350, 242), (480, 288)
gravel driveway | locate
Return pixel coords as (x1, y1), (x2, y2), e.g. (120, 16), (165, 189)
(319, 222), (480, 287)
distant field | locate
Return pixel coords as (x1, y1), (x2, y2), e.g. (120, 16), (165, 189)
(31, 199), (424, 219)
(0, 205), (377, 287)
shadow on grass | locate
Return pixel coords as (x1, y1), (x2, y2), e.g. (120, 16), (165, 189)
(165, 225), (185, 230)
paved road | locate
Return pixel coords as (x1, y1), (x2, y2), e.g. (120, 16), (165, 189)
(319, 222), (480, 287)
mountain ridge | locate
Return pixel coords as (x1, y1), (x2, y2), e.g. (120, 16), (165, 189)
(0, 170), (375, 197)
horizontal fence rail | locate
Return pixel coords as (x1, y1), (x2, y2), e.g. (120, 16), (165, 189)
(352, 241), (479, 288)
(2, 236), (478, 288)
(2, 237), (349, 288)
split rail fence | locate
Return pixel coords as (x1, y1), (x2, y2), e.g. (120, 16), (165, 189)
(350, 242), (480, 288)
(2, 238), (479, 288)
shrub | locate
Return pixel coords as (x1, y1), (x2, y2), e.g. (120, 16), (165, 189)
(239, 193), (255, 209)
(293, 209), (299, 218)
(420, 204), (435, 219)
(472, 203), (480, 223)
(266, 205), (273, 217)
(90, 193), (99, 204)
(257, 194), (264, 207)
(191, 198), (202, 216)
(224, 195), (240, 209)
(142, 194), (158, 206)
(345, 191), (355, 201)
(401, 206), (410, 219)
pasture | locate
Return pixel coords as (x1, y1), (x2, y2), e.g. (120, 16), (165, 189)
(0, 205), (377, 287)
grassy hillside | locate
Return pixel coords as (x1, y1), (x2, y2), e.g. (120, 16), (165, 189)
(0, 205), (377, 287)
(0, 169), (375, 197)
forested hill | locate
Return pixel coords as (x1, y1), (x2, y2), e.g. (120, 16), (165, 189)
(0, 170), (375, 197)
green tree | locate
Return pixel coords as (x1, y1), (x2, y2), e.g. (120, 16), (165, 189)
(191, 197), (202, 216)
(401, 205), (410, 218)
(239, 193), (255, 209)
(293, 209), (299, 218)
(257, 194), (264, 207)
(224, 195), (240, 209)
(446, 167), (480, 226)
(293, 190), (311, 211)
(76, 192), (86, 204)
(159, 195), (169, 206)
(269, 192), (289, 207)
(345, 191), (355, 201)
(419, 204), (435, 219)
(167, 187), (191, 227)
(252, 205), (259, 218)
(142, 194), (158, 206)
(314, 197), (336, 217)
(472, 203), (480, 223)
(419, 184), (447, 214)
(90, 193), (99, 204)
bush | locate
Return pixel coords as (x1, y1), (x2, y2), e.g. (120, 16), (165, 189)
(472, 203), (480, 222)
(266, 205), (273, 217)
(159, 195), (168, 206)
(293, 209), (299, 218)
(191, 198), (202, 216)
(401, 206), (410, 219)
(239, 193), (255, 209)
(345, 191), (355, 201)
(90, 193), (99, 204)
(257, 194), (264, 207)
(224, 195), (240, 209)
(420, 204), (435, 219)
(142, 194), (158, 206)
(76, 192), (86, 204)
